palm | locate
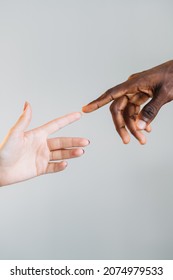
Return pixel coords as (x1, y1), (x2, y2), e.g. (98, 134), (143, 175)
(4, 129), (50, 180)
(0, 103), (89, 186)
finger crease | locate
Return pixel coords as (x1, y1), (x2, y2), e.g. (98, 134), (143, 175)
(117, 108), (124, 113)
(109, 93), (114, 101)
(129, 115), (136, 120)
(140, 91), (151, 98)
(120, 125), (126, 129)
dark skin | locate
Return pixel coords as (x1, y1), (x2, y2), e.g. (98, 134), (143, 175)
(82, 60), (173, 144)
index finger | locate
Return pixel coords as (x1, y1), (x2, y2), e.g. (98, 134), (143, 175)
(40, 112), (82, 135)
(82, 81), (129, 113)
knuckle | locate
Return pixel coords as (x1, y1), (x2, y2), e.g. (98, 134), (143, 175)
(161, 83), (173, 103)
(128, 72), (140, 80)
(106, 88), (113, 95)
(109, 102), (120, 114)
(105, 88), (114, 101)
(109, 102), (116, 113)
(142, 105), (157, 120)
(128, 73), (135, 80)
(110, 98), (125, 114)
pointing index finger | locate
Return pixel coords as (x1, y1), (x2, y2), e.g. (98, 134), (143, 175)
(82, 82), (129, 113)
(41, 112), (82, 135)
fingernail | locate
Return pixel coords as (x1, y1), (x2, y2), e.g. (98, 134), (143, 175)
(63, 162), (68, 168)
(23, 101), (28, 111)
(84, 139), (90, 146)
(137, 120), (147, 130)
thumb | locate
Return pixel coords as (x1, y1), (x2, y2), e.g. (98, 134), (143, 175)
(11, 102), (32, 132)
(136, 89), (166, 130)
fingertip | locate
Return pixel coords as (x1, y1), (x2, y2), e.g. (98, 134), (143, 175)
(61, 161), (68, 169)
(139, 136), (147, 145)
(23, 101), (28, 111)
(79, 139), (90, 146)
(139, 141), (146, 145)
(82, 104), (96, 113)
(68, 112), (82, 120)
(136, 120), (147, 130)
(122, 135), (130, 144)
(74, 112), (82, 119)
(146, 125), (152, 133)
(23, 101), (32, 116)
(73, 148), (85, 157)
(53, 161), (68, 173)
(67, 112), (82, 123)
(82, 105), (88, 113)
(23, 101), (31, 109)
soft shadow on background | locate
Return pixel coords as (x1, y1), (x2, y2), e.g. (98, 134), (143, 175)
(0, 0), (173, 259)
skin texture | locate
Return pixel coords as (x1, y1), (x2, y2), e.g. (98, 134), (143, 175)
(0, 102), (89, 186)
(83, 60), (173, 144)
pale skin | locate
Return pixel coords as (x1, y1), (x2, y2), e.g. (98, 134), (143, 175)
(82, 60), (173, 144)
(0, 102), (89, 186)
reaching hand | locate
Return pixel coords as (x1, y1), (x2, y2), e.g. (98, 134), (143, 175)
(82, 60), (173, 144)
(0, 102), (89, 186)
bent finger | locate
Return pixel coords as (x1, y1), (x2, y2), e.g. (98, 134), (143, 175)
(124, 103), (146, 144)
(145, 124), (152, 132)
(110, 96), (130, 144)
(136, 87), (167, 129)
(129, 92), (150, 105)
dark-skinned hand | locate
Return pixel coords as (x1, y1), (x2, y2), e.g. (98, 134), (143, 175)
(82, 60), (173, 144)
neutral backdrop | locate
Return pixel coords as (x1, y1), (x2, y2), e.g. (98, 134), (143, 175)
(0, 0), (173, 259)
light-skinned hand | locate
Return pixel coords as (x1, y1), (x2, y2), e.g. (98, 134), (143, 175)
(0, 102), (89, 186)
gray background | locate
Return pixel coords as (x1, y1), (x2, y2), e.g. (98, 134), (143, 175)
(0, 0), (173, 259)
